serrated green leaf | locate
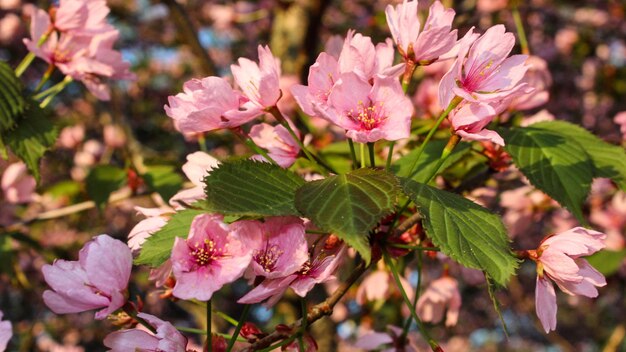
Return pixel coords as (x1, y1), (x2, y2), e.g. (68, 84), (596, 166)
(295, 168), (400, 264)
(204, 160), (305, 216)
(143, 165), (184, 202)
(401, 180), (518, 285)
(135, 209), (205, 267)
(586, 249), (626, 276)
(86, 165), (127, 210)
(500, 125), (593, 222)
(530, 120), (626, 190)
(0, 61), (24, 132)
(3, 102), (58, 182)
(392, 140), (471, 182)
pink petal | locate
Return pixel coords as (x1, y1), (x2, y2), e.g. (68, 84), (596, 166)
(535, 276), (557, 333)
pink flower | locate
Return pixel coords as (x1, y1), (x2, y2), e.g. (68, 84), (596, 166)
(315, 73), (413, 143)
(385, 0), (457, 63)
(614, 111), (626, 140)
(356, 270), (414, 305)
(169, 151), (219, 207)
(354, 326), (420, 352)
(238, 235), (344, 306)
(42, 235), (132, 319)
(24, 9), (135, 100)
(508, 56), (552, 111)
(439, 25), (529, 108)
(1, 162), (36, 204)
(103, 124), (126, 148)
(416, 276), (462, 327)
(0, 310), (11, 352)
(531, 227), (607, 332)
(250, 123), (300, 168)
(337, 30), (403, 80)
(103, 313), (188, 352)
(291, 52), (338, 118)
(57, 125), (85, 149)
(235, 217), (308, 280)
(231, 45), (282, 116)
(476, 0), (508, 13)
(449, 101), (504, 146)
(127, 207), (171, 251)
(170, 214), (252, 301)
(164, 77), (251, 134)
(54, 0), (111, 33)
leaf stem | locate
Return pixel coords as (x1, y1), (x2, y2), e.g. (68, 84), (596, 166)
(405, 96), (462, 178)
(384, 252), (440, 351)
(360, 143), (365, 169)
(15, 27), (53, 77)
(226, 304), (251, 352)
(385, 141), (395, 172)
(231, 128), (279, 166)
(33, 64), (54, 93)
(420, 133), (461, 184)
(402, 250), (423, 337)
(207, 299), (212, 352)
(348, 138), (358, 170)
(512, 6), (530, 55)
(37, 75), (73, 108)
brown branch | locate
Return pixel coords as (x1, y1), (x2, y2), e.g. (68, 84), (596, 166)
(393, 212), (422, 238)
(300, 0), (332, 84)
(161, 0), (216, 76)
(241, 260), (370, 351)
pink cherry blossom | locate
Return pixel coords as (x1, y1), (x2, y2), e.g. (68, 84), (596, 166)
(0, 13), (21, 45)
(169, 151), (219, 207)
(170, 214), (252, 301)
(1, 162), (37, 204)
(57, 124), (85, 149)
(291, 52), (338, 118)
(476, 0), (508, 13)
(448, 101), (505, 146)
(439, 25), (529, 108)
(385, 0), (457, 63)
(315, 73), (413, 143)
(508, 56), (552, 111)
(356, 269), (414, 305)
(127, 207), (171, 251)
(354, 326), (420, 352)
(0, 310), (11, 352)
(416, 276), (462, 327)
(230, 45), (282, 116)
(238, 235), (344, 306)
(250, 123), (300, 168)
(164, 77), (251, 134)
(590, 192), (626, 250)
(614, 111), (626, 139)
(530, 227), (607, 332)
(103, 313), (188, 352)
(53, 0), (111, 33)
(103, 124), (126, 148)
(42, 235), (132, 319)
(234, 217), (308, 280)
(338, 30), (403, 80)
(24, 9), (135, 100)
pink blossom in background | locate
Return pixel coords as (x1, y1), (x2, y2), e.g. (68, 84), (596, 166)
(57, 125), (85, 149)
(103, 124), (126, 148)
(1, 162), (37, 204)
(614, 111), (626, 139)
(439, 25), (529, 108)
(235, 217), (308, 280)
(42, 235), (132, 319)
(416, 276), (462, 327)
(476, 0), (508, 13)
(385, 0), (457, 63)
(23, 7), (135, 100)
(0, 13), (22, 45)
(53, 0), (111, 33)
(127, 207), (171, 251)
(508, 56), (552, 111)
(316, 73), (413, 143)
(354, 325), (420, 352)
(530, 227), (607, 332)
(164, 77), (249, 134)
(0, 310), (11, 352)
(356, 269), (414, 305)
(413, 78), (441, 117)
(103, 313), (188, 352)
(500, 185), (553, 238)
(169, 151), (219, 207)
(171, 214), (252, 301)
(231, 45), (282, 116)
(0, 0), (20, 10)
(590, 191), (626, 250)
(521, 109), (555, 127)
(250, 123), (300, 168)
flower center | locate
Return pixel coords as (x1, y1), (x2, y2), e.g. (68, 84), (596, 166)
(347, 100), (386, 130)
(254, 244), (284, 273)
(298, 260), (312, 276)
(190, 239), (222, 267)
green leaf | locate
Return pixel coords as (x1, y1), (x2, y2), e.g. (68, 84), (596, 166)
(500, 124), (593, 222)
(295, 168), (400, 264)
(204, 160), (305, 216)
(86, 165), (127, 209)
(3, 102), (58, 182)
(586, 249), (626, 276)
(135, 209), (205, 267)
(143, 165), (184, 202)
(401, 180), (518, 285)
(0, 61), (24, 132)
(530, 120), (626, 190)
(392, 140), (471, 182)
